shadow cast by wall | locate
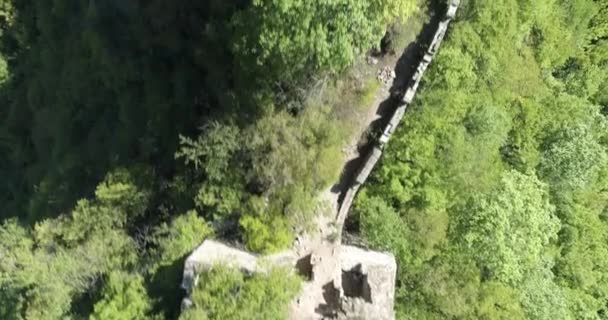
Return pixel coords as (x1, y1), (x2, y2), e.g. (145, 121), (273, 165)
(331, 0), (448, 211)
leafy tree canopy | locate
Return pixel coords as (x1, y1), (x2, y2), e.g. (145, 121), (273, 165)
(180, 267), (301, 320)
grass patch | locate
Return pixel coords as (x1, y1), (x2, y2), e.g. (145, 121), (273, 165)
(356, 79), (382, 110)
(391, 7), (429, 53)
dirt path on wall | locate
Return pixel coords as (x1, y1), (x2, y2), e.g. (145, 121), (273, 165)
(289, 2), (447, 318)
(327, 0), (446, 221)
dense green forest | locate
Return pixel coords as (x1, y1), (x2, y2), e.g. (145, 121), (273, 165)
(354, 0), (608, 319)
(1, 0), (607, 319)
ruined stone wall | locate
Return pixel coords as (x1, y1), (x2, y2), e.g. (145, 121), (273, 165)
(336, 0), (460, 225)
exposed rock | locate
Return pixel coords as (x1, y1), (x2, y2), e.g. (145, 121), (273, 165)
(181, 240), (396, 320)
(181, 240), (258, 293)
(337, 246), (397, 320)
(376, 67), (396, 85)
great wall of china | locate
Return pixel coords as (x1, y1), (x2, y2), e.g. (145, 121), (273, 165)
(180, 1), (460, 319)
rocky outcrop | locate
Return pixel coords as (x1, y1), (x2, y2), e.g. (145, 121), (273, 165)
(337, 246), (397, 320)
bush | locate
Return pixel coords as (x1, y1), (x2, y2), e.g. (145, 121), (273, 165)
(180, 267), (301, 320)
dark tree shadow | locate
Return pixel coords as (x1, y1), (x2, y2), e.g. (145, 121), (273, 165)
(148, 255), (190, 320)
(314, 281), (341, 317)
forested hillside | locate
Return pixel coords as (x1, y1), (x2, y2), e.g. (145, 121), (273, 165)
(1, 0), (607, 319)
(0, 0), (419, 319)
(354, 0), (608, 318)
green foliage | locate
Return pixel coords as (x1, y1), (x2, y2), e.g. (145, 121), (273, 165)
(34, 169), (148, 249)
(0, 0), (243, 220)
(1, 0), (418, 223)
(152, 210), (213, 269)
(246, 107), (344, 227)
(586, 0), (608, 63)
(180, 267), (301, 320)
(0, 171), (147, 319)
(357, 80), (382, 109)
(177, 106), (344, 252)
(0, 0), (429, 318)
(539, 116), (608, 194)
(240, 212), (292, 253)
(176, 123), (247, 221)
(147, 211), (213, 319)
(519, 264), (569, 320)
(0, 0), (14, 27)
(356, 193), (411, 261)
(176, 124), (241, 181)
(356, 0), (608, 318)
(476, 282), (526, 320)
(232, 0), (420, 87)
(0, 0), (421, 317)
(91, 272), (156, 320)
(0, 217), (137, 320)
(0, 219), (31, 320)
(2, 0), (606, 318)
(459, 171), (559, 284)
